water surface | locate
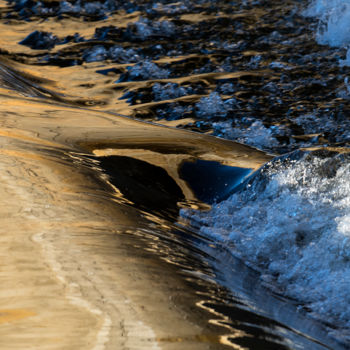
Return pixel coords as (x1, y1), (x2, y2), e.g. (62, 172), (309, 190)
(0, 0), (349, 349)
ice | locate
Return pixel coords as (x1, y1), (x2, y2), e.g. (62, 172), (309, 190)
(305, 0), (350, 65)
(195, 92), (231, 119)
(151, 2), (189, 15)
(83, 46), (107, 63)
(213, 120), (281, 151)
(182, 150), (350, 341)
(125, 17), (175, 41)
(19, 31), (58, 50)
(59, 1), (80, 14)
(108, 46), (140, 63)
(127, 61), (169, 80)
(152, 83), (188, 101)
(84, 2), (104, 16)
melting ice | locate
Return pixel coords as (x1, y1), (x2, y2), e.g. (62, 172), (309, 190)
(182, 150), (350, 342)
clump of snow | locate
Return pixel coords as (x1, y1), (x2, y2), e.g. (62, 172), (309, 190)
(108, 46), (140, 63)
(84, 2), (104, 15)
(340, 50), (350, 67)
(293, 113), (328, 134)
(293, 112), (350, 144)
(83, 45), (107, 62)
(82, 45), (140, 63)
(195, 92), (233, 119)
(59, 1), (80, 14)
(125, 17), (176, 41)
(217, 82), (236, 94)
(183, 150), (350, 342)
(152, 83), (188, 101)
(127, 60), (169, 80)
(156, 103), (193, 121)
(213, 120), (281, 151)
(151, 2), (189, 15)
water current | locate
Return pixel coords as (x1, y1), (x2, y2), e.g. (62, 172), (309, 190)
(1, 0), (350, 349)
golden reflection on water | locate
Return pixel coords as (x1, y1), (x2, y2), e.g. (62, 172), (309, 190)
(0, 4), (342, 348)
(0, 55), (274, 349)
(196, 300), (251, 350)
(0, 309), (36, 325)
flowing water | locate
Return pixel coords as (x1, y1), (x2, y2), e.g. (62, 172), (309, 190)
(1, 0), (350, 349)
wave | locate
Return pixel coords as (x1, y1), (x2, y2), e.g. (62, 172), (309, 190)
(182, 148), (350, 343)
(305, 0), (350, 65)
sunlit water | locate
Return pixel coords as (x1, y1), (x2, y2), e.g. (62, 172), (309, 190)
(0, 0), (350, 349)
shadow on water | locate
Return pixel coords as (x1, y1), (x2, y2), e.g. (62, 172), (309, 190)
(97, 155), (185, 218)
(96, 155), (253, 217)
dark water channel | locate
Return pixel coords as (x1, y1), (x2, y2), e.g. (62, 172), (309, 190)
(0, 0), (349, 349)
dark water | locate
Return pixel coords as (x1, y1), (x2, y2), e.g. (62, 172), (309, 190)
(0, 0), (349, 349)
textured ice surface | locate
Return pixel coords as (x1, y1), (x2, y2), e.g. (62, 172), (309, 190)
(125, 17), (175, 41)
(151, 2), (189, 15)
(182, 150), (350, 342)
(83, 46), (107, 63)
(152, 83), (188, 101)
(82, 45), (140, 64)
(8, 0), (117, 19)
(126, 61), (169, 81)
(108, 46), (139, 63)
(195, 92), (232, 119)
(213, 120), (282, 151)
(19, 31), (58, 50)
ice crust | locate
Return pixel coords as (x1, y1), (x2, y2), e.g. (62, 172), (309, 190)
(125, 17), (175, 41)
(212, 120), (282, 151)
(306, 0), (350, 65)
(182, 151), (350, 341)
(127, 61), (169, 80)
(152, 83), (188, 101)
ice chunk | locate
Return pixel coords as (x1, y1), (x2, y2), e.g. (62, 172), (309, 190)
(19, 31), (58, 50)
(83, 46), (107, 63)
(195, 92), (229, 119)
(152, 83), (188, 101)
(213, 120), (280, 151)
(127, 60), (169, 80)
(108, 46), (139, 63)
(125, 17), (175, 41)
